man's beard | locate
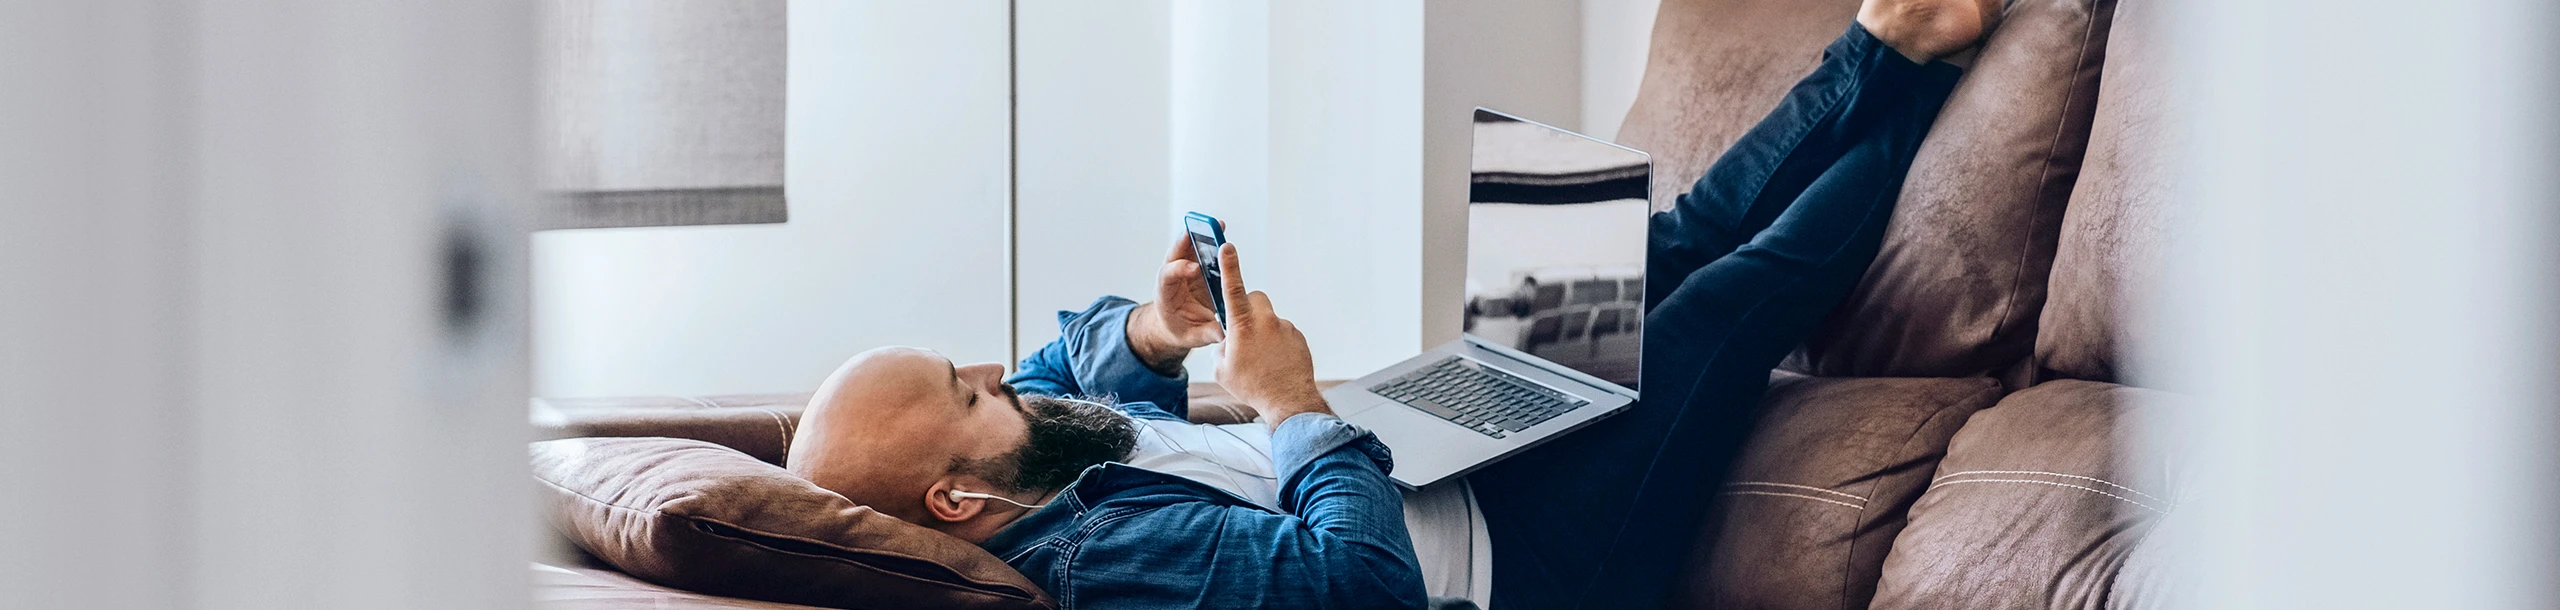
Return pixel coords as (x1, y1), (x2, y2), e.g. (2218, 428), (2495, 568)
(959, 395), (1137, 495)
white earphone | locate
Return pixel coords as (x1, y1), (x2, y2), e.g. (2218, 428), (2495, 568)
(948, 489), (1047, 510)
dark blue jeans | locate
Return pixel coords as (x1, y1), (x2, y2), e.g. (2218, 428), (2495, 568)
(1467, 24), (1963, 609)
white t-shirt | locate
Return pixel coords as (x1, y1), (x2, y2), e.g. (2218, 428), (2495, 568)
(1119, 415), (1494, 604)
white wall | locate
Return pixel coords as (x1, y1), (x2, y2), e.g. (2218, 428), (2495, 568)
(534, 0), (1013, 397)
(1017, 0), (1425, 381)
(1162, 0), (1277, 377)
(1260, 0), (1429, 379)
(1014, 0), (1175, 363)
(540, 0), (1655, 393)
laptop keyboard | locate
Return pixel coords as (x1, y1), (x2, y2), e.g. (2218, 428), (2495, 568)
(1370, 356), (1590, 439)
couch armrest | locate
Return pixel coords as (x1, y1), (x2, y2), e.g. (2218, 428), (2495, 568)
(529, 382), (1317, 464)
(533, 393), (809, 466)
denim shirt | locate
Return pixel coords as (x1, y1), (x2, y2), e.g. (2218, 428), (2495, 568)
(986, 296), (1428, 609)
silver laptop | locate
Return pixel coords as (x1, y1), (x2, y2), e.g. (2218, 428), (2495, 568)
(1332, 108), (1652, 489)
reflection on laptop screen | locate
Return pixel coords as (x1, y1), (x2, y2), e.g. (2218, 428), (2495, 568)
(1464, 109), (1650, 390)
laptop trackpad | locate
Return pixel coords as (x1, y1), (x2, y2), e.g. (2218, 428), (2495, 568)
(1327, 387), (1393, 417)
(1358, 403), (1487, 484)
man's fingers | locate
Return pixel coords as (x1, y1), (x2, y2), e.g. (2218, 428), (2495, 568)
(1166, 232), (1193, 263)
(1219, 243), (1250, 318)
(1247, 291), (1274, 318)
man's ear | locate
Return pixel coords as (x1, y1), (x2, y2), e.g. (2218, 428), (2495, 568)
(921, 477), (986, 524)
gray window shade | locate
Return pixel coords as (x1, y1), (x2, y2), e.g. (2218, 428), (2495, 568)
(541, 0), (786, 230)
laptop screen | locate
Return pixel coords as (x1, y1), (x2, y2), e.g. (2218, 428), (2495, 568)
(1464, 108), (1650, 391)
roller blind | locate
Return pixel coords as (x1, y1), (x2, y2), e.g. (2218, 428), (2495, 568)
(540, 0), (786, 229)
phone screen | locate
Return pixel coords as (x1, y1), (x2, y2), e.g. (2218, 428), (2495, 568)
(1184, 215), (1226, 325)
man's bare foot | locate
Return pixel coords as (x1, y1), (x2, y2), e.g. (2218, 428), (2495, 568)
(1858, 0), (2000, 63)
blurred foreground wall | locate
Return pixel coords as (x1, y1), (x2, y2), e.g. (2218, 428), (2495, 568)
(2161, 0), (2560, 607)
(4, 1), (533, 608)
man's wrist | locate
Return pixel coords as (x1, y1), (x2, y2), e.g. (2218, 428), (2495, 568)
(1123, 303), (1190, 375)
(1254, 392), (1332, 429)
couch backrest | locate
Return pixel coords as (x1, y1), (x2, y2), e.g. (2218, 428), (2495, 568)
(2033, 0), (2172, 387)
(533, 393), (811, 465)
(1620, 0), (2117, 386)
(1788, 0), (2117, 384)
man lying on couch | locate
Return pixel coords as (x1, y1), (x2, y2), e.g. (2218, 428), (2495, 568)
(786, 0), (1995, 606)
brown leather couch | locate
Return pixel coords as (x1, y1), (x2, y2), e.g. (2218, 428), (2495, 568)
(1622, 0), (2180, 607)
(535, 0), (2183, 607)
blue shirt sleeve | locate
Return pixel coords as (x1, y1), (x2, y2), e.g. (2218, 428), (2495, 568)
(1271, 414), (1425, 606)
(1005, 296), (1192, 419)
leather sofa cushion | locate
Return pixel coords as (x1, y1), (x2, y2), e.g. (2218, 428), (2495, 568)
(1789, 0), (2117, 383)
(532, 437), (1052, 610)
(1670, 373), (2002, 609)
(2034, 0), (2171, 384)
(1869, 379), (2186, 609)
(534, 393), (811, 466)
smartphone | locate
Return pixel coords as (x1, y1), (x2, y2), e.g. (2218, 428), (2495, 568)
(1183, 211), (1228, 326)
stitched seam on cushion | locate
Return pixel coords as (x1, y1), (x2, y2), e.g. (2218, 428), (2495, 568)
(1925, 478), (2167, 514)
(531, 474), (1039, 600)
(533, 473), (666, 518)
(1935, 469), (2169, 505)
(760, 408), (791, 457)
(680, 396), (718, 410)
(1721, 490), (1864, 510)
(1986, 5), (2106, 353)
(1724, 481), (1868, 502)
(1847, 381), (1985, 609)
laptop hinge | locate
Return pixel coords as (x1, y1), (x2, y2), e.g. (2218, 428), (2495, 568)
(1458, 334), (1638, 400)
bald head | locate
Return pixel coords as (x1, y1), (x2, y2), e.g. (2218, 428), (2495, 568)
(788, 347), (1027, 524)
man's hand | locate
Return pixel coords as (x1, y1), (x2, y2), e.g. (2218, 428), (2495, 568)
(1127, 232), (1229, 375)
(1209, 243), (1331, 429)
